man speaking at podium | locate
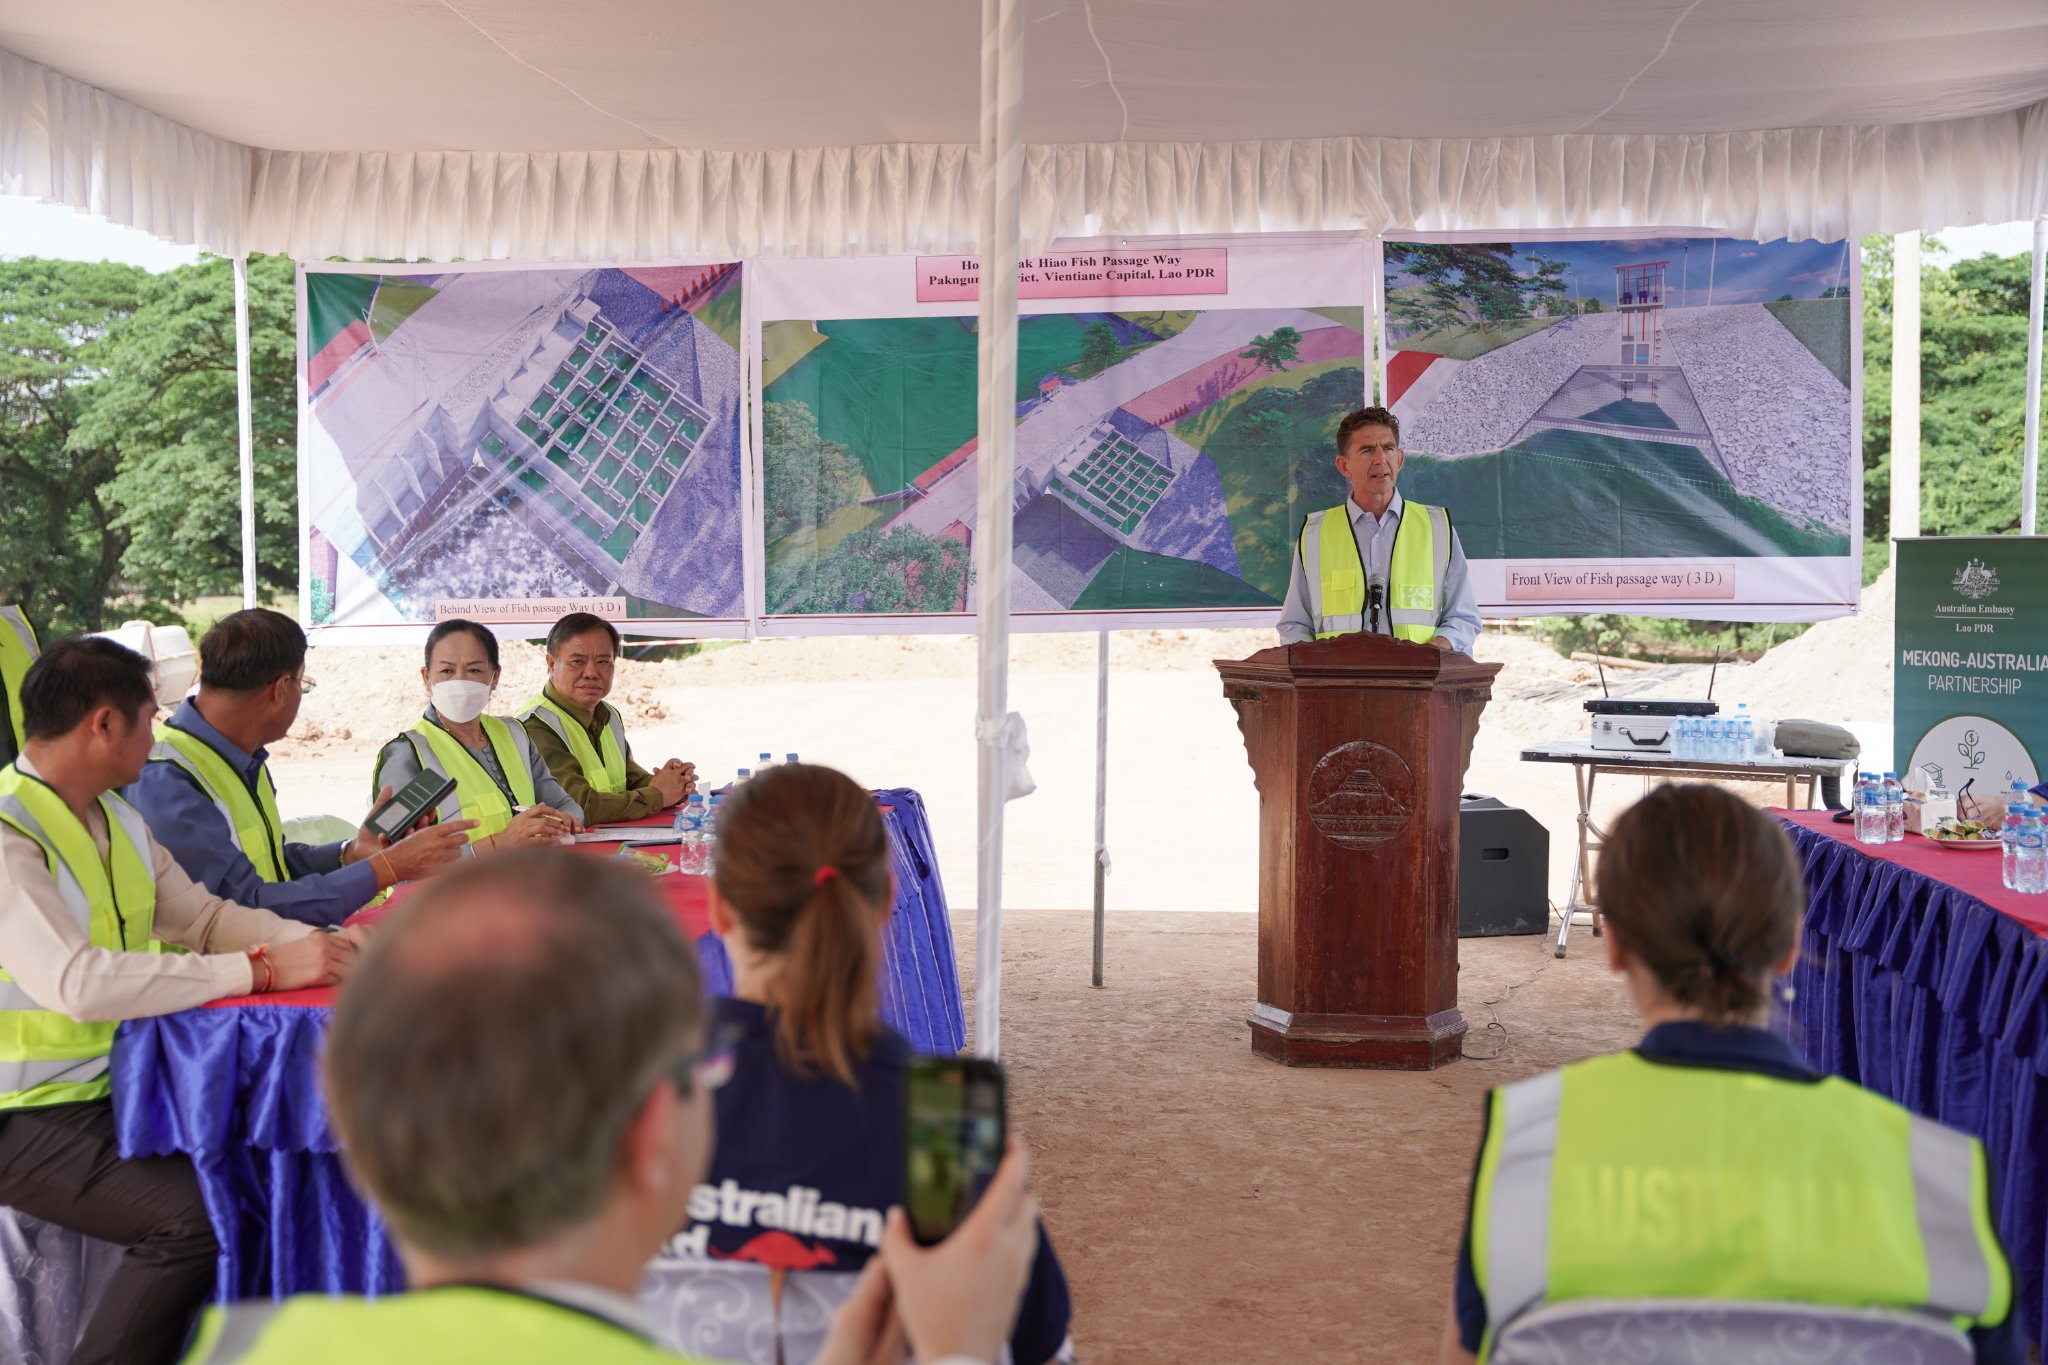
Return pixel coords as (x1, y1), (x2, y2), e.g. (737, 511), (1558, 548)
(1276, 406), (1480, 652)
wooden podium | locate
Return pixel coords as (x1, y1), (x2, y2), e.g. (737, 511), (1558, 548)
(1215, 635), (1500, 1069)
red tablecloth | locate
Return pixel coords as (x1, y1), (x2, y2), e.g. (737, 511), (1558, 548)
(1775, 808), (2048, 936)
(204, 822), (712, 1009)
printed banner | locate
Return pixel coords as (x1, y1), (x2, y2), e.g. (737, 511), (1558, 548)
(1894, 536), (2048, 789)
(1381, 233), (1862, 621)
(750, 242), (1369, 627)
(298, 262), (748, 638)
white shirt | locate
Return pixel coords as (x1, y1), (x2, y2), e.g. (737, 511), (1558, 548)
(0, 754), (314, 1019)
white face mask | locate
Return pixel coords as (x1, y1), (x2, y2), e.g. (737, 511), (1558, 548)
(430, 679), (493, 725)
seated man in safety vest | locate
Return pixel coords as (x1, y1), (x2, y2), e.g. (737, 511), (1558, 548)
(0, 636), (364, 1365)
(127, 609), (476, 927)
(181, 850), (1044, 1365)
(520, 612), (696, 826)
(1, 604), (39, 768)
(1276, 405), (1480, 651)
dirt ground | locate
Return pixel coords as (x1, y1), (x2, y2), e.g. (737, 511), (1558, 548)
(974, 907), (1640, 1365)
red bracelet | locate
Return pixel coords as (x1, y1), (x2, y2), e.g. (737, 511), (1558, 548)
(247, 944), (274, 994)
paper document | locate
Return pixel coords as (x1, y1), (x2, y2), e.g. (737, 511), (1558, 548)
(572, 825), (676, 846)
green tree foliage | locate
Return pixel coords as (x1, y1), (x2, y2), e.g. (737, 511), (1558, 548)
(1202, 366), (1361, 598)
(768, 524), (969, 614)
(761, 399), (866, 541)
(1384, 243), (1578, 334)
(0, 259), (148, 634)
(1238, 326), (1303, 374)
(73, 255), (300, 605)
(1078, 320), (1119, 374)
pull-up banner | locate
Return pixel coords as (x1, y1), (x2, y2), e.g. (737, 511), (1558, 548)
(1380, 232), (1862, 622)
(1895, 536), (2047, 789)
(297, 262), (749, 640)
(751, 240), (1369, 631)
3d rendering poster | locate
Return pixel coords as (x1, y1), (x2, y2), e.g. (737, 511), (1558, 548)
(1381, 233), (1861, 621)
(298, 262), (747, 638)
(751, 241), (1368, 628)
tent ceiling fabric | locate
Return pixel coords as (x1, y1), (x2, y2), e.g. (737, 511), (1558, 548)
(2, 1), (2047, 257)
(6, 0), (2046, 152)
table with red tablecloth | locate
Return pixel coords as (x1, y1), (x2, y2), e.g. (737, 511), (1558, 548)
(1774, 810), (2048, 1350)
(107, 789), (963, 1301)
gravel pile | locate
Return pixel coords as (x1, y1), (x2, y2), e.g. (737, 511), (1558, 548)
(1660, 304), (1854, 529)
(1401, 316), (1616, 455)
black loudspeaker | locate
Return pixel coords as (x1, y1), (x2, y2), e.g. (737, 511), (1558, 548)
(1458, 794), (1549, 938)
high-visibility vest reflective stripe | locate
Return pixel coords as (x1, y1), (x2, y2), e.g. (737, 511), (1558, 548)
(520, 694), (628, 794)
(1469, 1052), (2010, 1360)
(0, 606), (39, 753)
(395, 717), (538, 843)
(149, 724), (288, 883)
(1297, 501), (1451, 643)
(182, 1287), (709, 1363)
(0, 766), (159, 1110)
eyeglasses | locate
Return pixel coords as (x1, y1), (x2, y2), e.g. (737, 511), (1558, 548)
(669, 1019), (740, 1098)
(298, 676), (318, 695)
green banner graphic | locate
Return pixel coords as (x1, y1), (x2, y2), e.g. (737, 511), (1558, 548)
(1894, 536), (2048, 791)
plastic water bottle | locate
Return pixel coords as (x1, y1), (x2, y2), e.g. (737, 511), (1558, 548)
(1673, 716), (1692, 760)
(757, 752), (775, 773)
(734, 767), (752, 787)
(673, 794), (708, 874)
(1881, 772), (1905, 843)
(785, 752), (800, 767)
(1735, 704), (1755, 762)
(703, 795), (724, 876)
(2017, 805), (2048, 895)
(1855, 774), (1885, 845)
(2004, 808), (2025, 890)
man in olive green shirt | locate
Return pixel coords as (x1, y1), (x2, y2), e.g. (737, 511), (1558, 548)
(520, 614), (695, 825)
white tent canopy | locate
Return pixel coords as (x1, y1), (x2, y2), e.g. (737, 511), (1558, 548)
(4, 1), (2047, 260)
(5, 0), (2048, 1055)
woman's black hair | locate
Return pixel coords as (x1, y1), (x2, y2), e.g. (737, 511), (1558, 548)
(423, 619), (500, 671)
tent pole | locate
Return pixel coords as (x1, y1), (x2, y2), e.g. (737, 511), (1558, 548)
(2024, 216), (2045, 536)
(233, 256), (258, 608)
(1890, 232), (1922, 542)
(972, 0), (1024, 1059)
(1092, 629), (1109, 989)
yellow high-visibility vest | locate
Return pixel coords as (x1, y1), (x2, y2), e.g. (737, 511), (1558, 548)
(182, 1286), (714, 1363)
(385, 716), (538, 843)
(0, 606), (40, 757)
(1470, 1050), (2011, 1360)
(0, 765), (161, 1110)
(149, 724), (288, 882)
(1297, 500), (1450, 642)
(521, 691), (628, 794)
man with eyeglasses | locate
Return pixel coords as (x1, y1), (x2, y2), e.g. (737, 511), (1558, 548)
(1276, 405), (1480, 653)
(520, 612), (696, 826)
(127, 608), (473, 927)
(183, 851), (1041, 1365)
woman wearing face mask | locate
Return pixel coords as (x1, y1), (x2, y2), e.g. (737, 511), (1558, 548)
(371, 620), (584, 853)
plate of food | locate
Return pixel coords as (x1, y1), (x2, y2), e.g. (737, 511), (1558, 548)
(1925, 817), (2003, 851)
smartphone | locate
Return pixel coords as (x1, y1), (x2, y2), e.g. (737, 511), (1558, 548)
(363, 772), (457, 842)
(903, 1056), (1006, 1247)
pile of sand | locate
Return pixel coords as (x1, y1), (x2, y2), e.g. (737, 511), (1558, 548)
(281, 573), (1895, 761)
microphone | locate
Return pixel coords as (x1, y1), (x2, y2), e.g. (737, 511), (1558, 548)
(1368, 579), (1385, 635)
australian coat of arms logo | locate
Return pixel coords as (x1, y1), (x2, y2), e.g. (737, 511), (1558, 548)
(1952, 559), (1999, 601)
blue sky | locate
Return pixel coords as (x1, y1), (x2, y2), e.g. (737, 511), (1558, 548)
(1387, 235), (1859, 308)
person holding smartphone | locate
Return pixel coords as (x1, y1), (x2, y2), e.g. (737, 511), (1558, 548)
(644, 763), (1074, 1365)
(371, 619), (584, 854)
(183, 851), (1040, 1365)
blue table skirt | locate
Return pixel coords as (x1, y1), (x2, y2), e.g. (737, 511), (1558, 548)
(1780, 818), (2048, 1350)
(111, 788), (965, 1300)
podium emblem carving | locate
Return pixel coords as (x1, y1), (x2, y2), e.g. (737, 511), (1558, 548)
(1307, 741), (1415, 850)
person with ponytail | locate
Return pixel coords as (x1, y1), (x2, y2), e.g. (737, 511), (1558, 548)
(1440, 784), (2022, 1364)
(651, 762), (1073, 1365)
